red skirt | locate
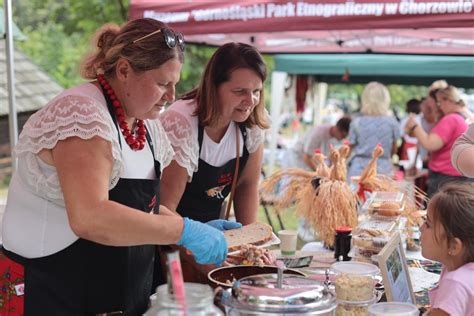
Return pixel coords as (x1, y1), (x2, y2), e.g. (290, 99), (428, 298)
(0, 251), (24, 316)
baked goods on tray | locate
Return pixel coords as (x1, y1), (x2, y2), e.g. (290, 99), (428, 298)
(224, 222), (273, 252)
(367, 191), (405, 217)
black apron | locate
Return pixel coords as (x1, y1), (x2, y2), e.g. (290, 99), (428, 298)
(177, 124), (249, 222)
(3, 92), (162, 315)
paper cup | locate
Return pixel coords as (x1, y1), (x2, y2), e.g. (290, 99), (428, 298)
(278, 230), (297, 256)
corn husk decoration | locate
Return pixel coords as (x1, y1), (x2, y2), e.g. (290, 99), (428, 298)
(261, 146), (358, 246)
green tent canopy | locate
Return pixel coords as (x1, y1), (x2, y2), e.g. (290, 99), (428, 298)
(274, 54), (474, 88)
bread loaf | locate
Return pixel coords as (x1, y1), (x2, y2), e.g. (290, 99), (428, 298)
(373, 201), (402, 216)
(224, 222), (273, 252)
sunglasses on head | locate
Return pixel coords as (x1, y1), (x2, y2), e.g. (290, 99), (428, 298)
(132, 28), (185, 51)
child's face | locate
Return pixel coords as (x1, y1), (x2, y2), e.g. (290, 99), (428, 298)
(420, 205), (449, 263)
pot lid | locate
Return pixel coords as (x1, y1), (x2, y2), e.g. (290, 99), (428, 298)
(331, 261), (380, 276)
(231, 273), (336, 313)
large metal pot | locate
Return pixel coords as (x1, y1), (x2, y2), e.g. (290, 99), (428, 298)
(208, 265), (306, 289)
(216, 273), (337, 315)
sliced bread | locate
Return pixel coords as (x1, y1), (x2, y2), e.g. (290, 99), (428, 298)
(224, 222), (273, 252)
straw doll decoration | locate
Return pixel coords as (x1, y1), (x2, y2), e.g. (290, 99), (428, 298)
(312, 148), (330, 178)
(357, 144), (396, 201)
(356, 144), (428, 239)
(261, 146), (358, 247)
(338, 142), (351, 180)
(357, 144), (427, 204)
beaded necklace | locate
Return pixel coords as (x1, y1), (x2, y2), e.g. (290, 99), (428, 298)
(97, 74), (146, 151)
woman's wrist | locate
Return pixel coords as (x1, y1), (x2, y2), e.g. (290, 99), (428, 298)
(409, 124), (418, 134)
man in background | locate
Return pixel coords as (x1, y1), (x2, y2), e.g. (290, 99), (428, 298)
(292, 116), (352, 171)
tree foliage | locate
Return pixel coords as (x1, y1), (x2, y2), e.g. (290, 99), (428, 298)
(6, 0), (430, 112)
(11, 0), (128, 87)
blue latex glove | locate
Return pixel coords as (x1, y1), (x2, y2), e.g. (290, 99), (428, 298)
(206, 219), (242, 231)
(177, 217), (228, 266)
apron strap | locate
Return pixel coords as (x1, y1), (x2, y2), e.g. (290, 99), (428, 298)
(224, 124), (241, 220)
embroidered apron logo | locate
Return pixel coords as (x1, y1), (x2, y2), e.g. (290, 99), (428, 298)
(205, 185), (227, 199)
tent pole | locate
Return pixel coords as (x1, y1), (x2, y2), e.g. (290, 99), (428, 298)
(313, 82), (328, 126)
(5, 0), (18, 172)
(268, 71), (286, 173)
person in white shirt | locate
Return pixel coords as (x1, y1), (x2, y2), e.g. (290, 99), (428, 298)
(0, 18), (229, 315)
(292, 117), (351, 171)
(159, 42), (270, 281)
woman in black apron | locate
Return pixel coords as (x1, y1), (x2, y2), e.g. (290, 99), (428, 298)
(160, 42), (270, 226)
(0, 18), (227, 315)
(158, 43), (271, 281)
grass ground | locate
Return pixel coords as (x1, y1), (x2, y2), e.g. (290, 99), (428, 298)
(256, 205), (310, 249)
(0, 185), (8, 201)
(257, 205), (298, 231)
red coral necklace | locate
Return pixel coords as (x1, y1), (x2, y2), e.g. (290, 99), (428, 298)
(97, 74), (146, 151)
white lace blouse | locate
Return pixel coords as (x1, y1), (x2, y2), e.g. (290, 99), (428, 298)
(159, 99), (265, 181)
(2, 83), (173, 258)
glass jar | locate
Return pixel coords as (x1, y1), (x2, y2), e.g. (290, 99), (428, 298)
(146, 283), (223, 316)
(331, 261), (379, 302)
(336, 296), (376, 316)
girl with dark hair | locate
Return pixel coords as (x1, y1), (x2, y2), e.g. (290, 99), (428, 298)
(421, 182), (474, 316)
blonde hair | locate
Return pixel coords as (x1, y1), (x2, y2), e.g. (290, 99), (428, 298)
(80, 18), (184, 79)
(436, 85), (466, 107)
(429, 79), (448, 93)
(360, 82), (390, 116)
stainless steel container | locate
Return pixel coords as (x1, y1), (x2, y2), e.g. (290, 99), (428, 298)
(217, 273), (337, 315)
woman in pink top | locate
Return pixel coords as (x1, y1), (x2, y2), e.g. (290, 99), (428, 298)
(420, 182), (474, 316)
(405, 85), (472, 197)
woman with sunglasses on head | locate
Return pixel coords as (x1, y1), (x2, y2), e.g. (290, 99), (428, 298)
(405, 85), (473, 197)
(0, 18), (228, 315)
(159, 42), (270, 280)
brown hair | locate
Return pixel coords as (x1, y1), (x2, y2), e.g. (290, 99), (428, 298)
(430, 182), (474, 263)
(428, 88), (440, 101)
(436, 85), (466, 108)
(80, 18), (184, 79)
(182, 42), (269, 129)
(336, 116), (351, 134)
